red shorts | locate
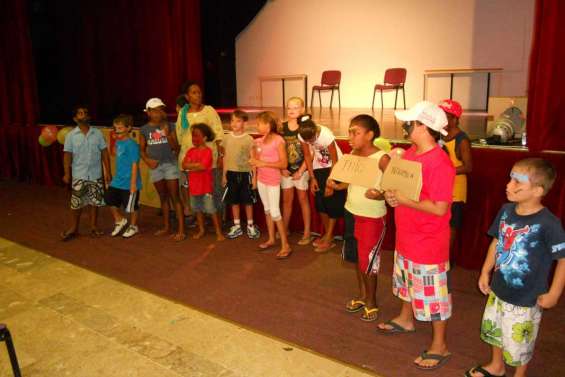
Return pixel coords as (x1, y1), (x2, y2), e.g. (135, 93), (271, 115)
(353, 215), (386, 273)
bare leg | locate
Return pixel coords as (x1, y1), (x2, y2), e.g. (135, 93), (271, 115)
(109, 206), (124, 223)
(244, 205), (254, 223)
(62, 208), (82, 236)
(129, 210), (138, 227)
(259, 213), (276, 248)
(364, 273), (378, 310)
(322, 218), (336, 243)
(414, 320), (450, 368)
(166, 179), (186, 241)
(212, 213), (225, 241)
(232, 204), (241, 223)
(153, 180), (171, 235)
(467, 346), (506, 377)
(377, 301), (415, 331)
(282, 188), (294, 231)
(193, 212), (205, 239)
(296, 189), (311, 239)
(275, 218), (291, 257)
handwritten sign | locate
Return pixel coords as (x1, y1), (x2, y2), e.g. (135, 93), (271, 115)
(329, 154), (381, 188)
(381, 158), (422, 201)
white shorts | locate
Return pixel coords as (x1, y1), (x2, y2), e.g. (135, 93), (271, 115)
(280, 171), (309, 190)
(257, 181), (282, 221)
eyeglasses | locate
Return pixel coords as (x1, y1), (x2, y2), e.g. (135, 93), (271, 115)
(402, 121), (415, 136)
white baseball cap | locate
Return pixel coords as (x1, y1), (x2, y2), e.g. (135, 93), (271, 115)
(395, 101), (448, 136)
(144, 97), (166, 111)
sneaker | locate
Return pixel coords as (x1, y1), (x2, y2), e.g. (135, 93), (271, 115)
(226, 225), (243, 239)
(111, 218), (128, 236)
(246, 224), (261, 239)
(122, 225), (139, 238)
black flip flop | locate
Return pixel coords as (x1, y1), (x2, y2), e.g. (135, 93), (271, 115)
(465, 366), (506, 377)
(60, 231), (77, 242)
(376, 320), (415, 335)
(414, 351), (451, 371)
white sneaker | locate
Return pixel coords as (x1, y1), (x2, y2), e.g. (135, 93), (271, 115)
(111, 218), (128, 236)
(246, 224), (261, 239)
(122, 225), (139, 238)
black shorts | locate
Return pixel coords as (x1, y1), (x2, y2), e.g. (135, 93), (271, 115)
(342, 209), (358, 263)
(223, 171), (257, 205)
(450, 201), (465, 228)
(104, 186), (140, 212)
(313, 168), (346, 219)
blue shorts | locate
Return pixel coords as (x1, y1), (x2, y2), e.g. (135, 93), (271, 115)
(150, 162), (179, 182)
(190, 194), (216, 214)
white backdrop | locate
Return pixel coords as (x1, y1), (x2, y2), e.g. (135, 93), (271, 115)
(235, 0), (534, 109)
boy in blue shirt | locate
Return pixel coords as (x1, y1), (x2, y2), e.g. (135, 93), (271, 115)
(60, 105), (111, 240)
(104, 114), (142, 238)
(466, 158), (565, 377)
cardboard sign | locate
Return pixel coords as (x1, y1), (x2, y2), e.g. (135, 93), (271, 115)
(381, 158), (422, 201)
(329, 154), (381, 188)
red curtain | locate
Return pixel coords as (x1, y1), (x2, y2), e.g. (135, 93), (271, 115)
(0, 0), (39, 126)
(43, 0), (203, 120)
(527, 0), (565, 152)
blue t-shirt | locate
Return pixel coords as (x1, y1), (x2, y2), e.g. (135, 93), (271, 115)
(488, 203), (565, 307)
(63, 126), (107, 180)
(140, 122), (176, 164)
(111, 138), (142, 191)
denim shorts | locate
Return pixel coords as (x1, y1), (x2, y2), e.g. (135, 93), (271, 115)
(190, 193), (216, 214)
(150, 162), (179, 183)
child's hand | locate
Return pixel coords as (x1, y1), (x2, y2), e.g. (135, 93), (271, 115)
(326, 179), (337, 189)
(252, 180), (257, 190)
(384, 190), (399, 207)
(249, 158), (265, 168)
(478, 272), (491, 295)
(130, 184), (137, 194)
(281, 169), (291, 177)
(221, 175), (227, 187)
(62, 173), (71, 185)
(537, 292), (560, 309)
(365, 188), (383, 200)
(324, 184), (334, 197)
(146, 159), (159, 169)
(310, 178), (320, 194)
(292, 170), (303, 180)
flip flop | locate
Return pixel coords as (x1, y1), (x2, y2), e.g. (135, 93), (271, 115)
(276, 249), (293, 259)
(360, 307), (379, 322)
(297, 236), (312, 246)
(376, 320), (415, 335)
(414, 351), (451, 371)
(465, 366), (506, 377)
(314, 242), (335, 253)
(60, 230), (77, 242)
(345, 299), (366, 313)
(258, 242), (275, 251)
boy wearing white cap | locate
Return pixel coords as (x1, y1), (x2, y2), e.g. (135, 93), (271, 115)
(377, 101), (455, 371)
(140, 98), (186, 241)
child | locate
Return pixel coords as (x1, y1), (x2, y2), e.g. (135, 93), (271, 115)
(104, 114), (142, 238)
(249, 111), (291, 259)
(222, 110), (260, 239)
(298, 114), (344, 253)
(60, 105), (111, 240)
(439, 99), (473, 258)
(281, 97), (312, 245)
(140, 97), (186, 241)
(466, 158), (565, 377)
(331, 115), (390, 322)
(377, 101), (455, 371)
(182, 123), (225, 241)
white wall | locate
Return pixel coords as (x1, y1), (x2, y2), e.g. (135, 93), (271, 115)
(235, 0), (534, 109)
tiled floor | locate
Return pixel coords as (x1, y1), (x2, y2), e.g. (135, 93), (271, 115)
(0, 238), (377, 377)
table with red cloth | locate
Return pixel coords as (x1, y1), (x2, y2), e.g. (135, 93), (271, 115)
(1, 125), (563, 270)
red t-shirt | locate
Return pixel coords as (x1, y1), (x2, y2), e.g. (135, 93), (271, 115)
(183, 146), (213, 195)
(395, 145), (455, 264)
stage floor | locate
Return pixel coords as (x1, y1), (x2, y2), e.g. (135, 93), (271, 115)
(216, 106), (489, 142)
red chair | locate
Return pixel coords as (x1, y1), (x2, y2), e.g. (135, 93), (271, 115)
(372, 68), (406, 110)
(311, 70), (341, 109)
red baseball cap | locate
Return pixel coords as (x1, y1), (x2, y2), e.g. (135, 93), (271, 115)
(438, 99), (462, 118)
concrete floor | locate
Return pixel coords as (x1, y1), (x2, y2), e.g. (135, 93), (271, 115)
(0, 237), (376, 377)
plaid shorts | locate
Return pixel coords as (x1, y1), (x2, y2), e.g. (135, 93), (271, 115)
(392, 251), (452, 321)
(480, 292), (542, 367)
(70, 178), (105, 209)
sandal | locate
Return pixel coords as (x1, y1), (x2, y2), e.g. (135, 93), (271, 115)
(360, 307), (379, 322)
(276, 248), (293, 259)
(465, 366), (506, 377)
(345, 299), (366, 313)
(376, 320), (415, 335)
(314, 242), (335, 253)
(297, 236), (312, 246)
(60, 230), (77, 242)
(414, 351), (451, 371)
(258, 241), (275, 251)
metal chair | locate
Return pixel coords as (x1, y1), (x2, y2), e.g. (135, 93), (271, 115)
(311, 70), (341, 109)
(0, 324), (21, 377)
(372, 68), (406, 110)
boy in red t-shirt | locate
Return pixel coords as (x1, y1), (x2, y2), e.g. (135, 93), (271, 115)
(182, 123), (225, 241)
(377, 101), (455, 371)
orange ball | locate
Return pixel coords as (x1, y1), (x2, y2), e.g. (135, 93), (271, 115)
(40, 125), (58, 143)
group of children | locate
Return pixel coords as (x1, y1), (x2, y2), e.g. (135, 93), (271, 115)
(59, 96), (564, 376)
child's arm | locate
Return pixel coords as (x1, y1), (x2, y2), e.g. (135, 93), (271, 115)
(62, 152), (72, 184)
(165, 123), (180, 154)
(183, 161), (205, 171)
(365, 153), (391, 200)
(538, 259), (565, 309)
(101, 148), (112, 186)
(300, 141), (317, 194)
(130, 161), (138, 193)
(478, 238), (498, 295)
(456, 138), (473, 175)
(249, 141), (288, 169)
(139, 133), (159, 169)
